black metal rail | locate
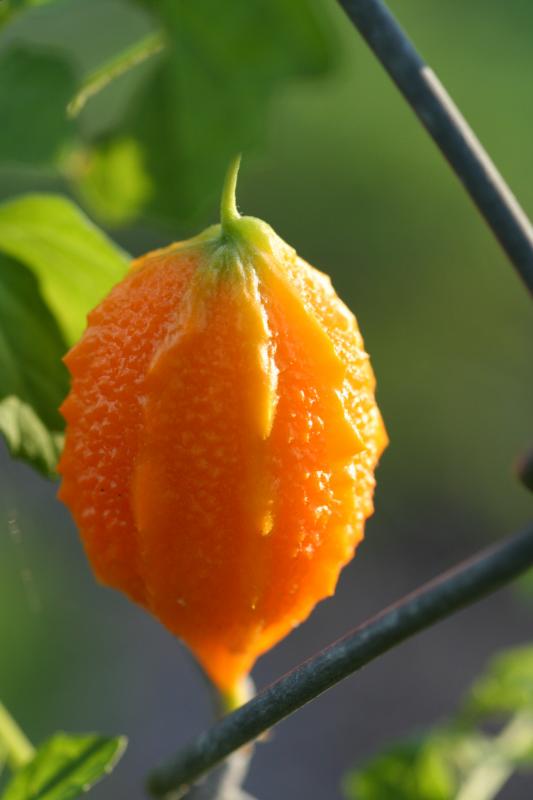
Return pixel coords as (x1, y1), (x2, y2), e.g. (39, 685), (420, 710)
(148, 523), (533, 796)
(337, 0), (533, 295)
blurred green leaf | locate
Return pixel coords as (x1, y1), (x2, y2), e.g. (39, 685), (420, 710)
(0, 46), (75, 167)
(343, 725), (533, 800)
(0, 251), (68, 475)
(0, 194), (129, 344)
(75, 137), (152, 225)
(0, 254), (67, 431)
(2, 0), (66, 10)
(78, 0), (334, 225)
(345, 646), (533, 800)
(343, 733), (457, 800)
(0, 195), (128, 476)
(453, 714), (533, 800)
(464, 647), (533, 721)
(1, 733), (126, 800)
(0, 397), (63, 478)
(0, 0), (68, 26)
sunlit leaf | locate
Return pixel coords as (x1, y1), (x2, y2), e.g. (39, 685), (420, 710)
(0, 194), (129, 344)
(345, 647), (533, 800)
(464, 646), (533, 721)
(0, 397), (63, 478)
(343, 733), (457, 800)
(1, 733), (126, 800)
(0, 253), (68, 476)
(0, 195), (128, 475)
(76, 137), (152, 225)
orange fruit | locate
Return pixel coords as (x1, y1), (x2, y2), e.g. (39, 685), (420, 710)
(58, 158), (387, 699)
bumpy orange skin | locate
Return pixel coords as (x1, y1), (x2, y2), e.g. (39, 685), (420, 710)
(58, 220), (387, 693)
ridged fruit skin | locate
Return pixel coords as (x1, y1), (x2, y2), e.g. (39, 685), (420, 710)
(58, 215), (388, 693)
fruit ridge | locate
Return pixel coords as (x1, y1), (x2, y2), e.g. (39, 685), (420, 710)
(58, 160), (388, 693)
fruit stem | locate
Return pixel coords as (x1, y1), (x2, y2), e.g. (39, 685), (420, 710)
(0, 701), (35, 771)
(218, 676), (255, 717)
(220, 155), (242, 232)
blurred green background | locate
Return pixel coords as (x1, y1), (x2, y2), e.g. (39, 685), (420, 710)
(0, 0), (532, 797)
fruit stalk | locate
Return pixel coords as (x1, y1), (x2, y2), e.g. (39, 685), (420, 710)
(220, 154), (242, 230)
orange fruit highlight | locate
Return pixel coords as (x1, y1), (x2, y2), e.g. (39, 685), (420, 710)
(58, 158), (387, 697)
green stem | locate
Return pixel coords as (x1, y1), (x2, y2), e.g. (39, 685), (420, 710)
(67, 31), (166, 118)
(0, 702), (35, 771)
(456, 712), (533, 800)
(220, 155), (242, 231)
(218, 676), (255, 718)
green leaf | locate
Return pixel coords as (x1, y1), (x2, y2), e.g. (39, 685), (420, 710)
(343, 733), (458, 800)
(0, 253), (68, 476)
(17, 0), (67, 6)
(1, 733), (126, 800)
(78, 0), (335, 225)
(0, 195), (128, 476)
(76, 137), (152, 226)
(0, 194), (129, 344)
(344, 647), (533, 800)
(2, 0), (65, 10)
(345, 722), (533, 800)
(0, 0), (66, 26)
(0, 254), (67, 431)
(464, 647), (533, 721)
(0, 397), (64, 478)
(0, 46), (75, 167)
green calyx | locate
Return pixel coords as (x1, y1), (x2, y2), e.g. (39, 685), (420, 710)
(208, 154), (289, 273)
(160, 155), (293, 275)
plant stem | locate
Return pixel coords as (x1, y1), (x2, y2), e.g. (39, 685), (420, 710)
(218, 676), (255, 718)
(67, 31), (165, 119)
(336, 0), (533, 296)
(0, 702), (35, 771)
(456, 712), (533, 800)
(147, 522), (533, 796)
(178, 679), (256, 798)
(220, 155), (242, 231)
